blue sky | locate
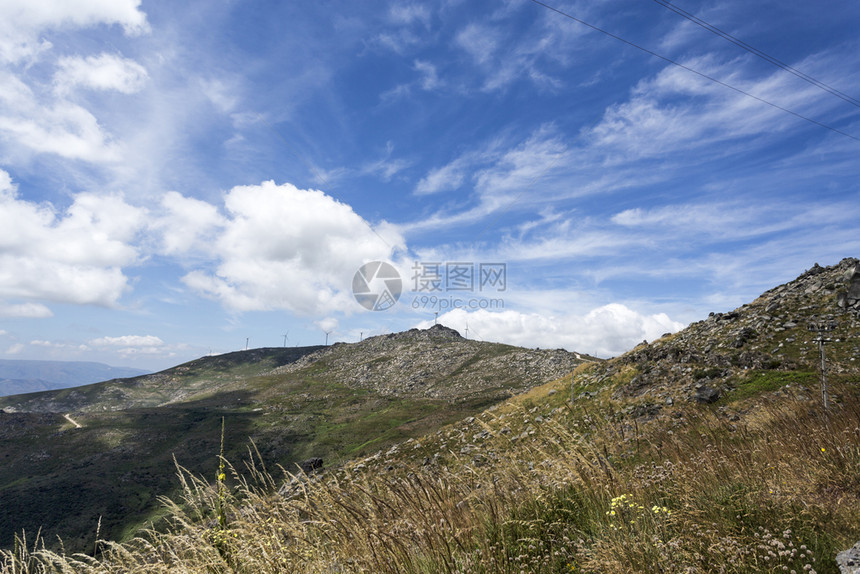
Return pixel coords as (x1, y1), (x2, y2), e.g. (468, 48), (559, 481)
(0, 0), (858, 370)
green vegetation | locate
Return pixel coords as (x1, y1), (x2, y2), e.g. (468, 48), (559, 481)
(724, 369), (818, 402)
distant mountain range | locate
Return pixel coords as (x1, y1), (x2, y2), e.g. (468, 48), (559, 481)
(0, 360), (150, 397)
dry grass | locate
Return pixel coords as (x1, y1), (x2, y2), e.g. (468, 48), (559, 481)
(3, 387), (859, 573)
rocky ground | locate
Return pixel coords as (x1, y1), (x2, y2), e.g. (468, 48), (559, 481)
(604, 257), (860, 408)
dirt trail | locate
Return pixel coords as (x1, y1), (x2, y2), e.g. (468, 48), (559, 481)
(63, 413), (82, 428)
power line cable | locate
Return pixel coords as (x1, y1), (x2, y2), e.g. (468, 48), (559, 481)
(528, 0), (859, 142)
(652, 0), (860, 108)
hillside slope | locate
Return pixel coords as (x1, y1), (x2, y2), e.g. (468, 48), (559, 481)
(0, 326), (592, 553)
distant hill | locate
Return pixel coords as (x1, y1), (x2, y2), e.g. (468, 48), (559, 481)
(0, 360), (150, 397)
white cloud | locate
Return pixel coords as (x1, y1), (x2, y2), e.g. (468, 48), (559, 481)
(0, 0), (148, 63)
(420, 305), (685, 358)
(154, 191), (225, 256)
(415, 159), (467, 195)
(0, 71), (124, 162)
(177, 181), (405, 314)
(0, 2), (150, 166)
(54, 53), (149, 95)
(388, 4), (430, 27)
(473, 127), (569, 197)
(88, 334), (181, 358)
(587, 54), (843, 160)
(409, 125), (571, 226)
(0, 302), (53, 318)
(5, 343), (24, 355)
(315, 317), (339, 334)
(456, 23), (498, 65)
(360, 141), (414, 181)
(90, 335), (164, 347)
(413, 60), (441, 90)
(31, 340), (89, 351)
(0, 170), (146, 305)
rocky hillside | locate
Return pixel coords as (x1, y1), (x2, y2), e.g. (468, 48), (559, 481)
(600, 257), (860, 409)
(274, 324), (593, 400)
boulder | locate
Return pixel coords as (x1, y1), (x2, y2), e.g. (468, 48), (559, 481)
(837, 541), (860, 574)
(298, 457), (323, 474)
(694, 386), (720, 404)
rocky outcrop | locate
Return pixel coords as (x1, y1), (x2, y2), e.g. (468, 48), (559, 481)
(272, 324), (597, 401)
(838, 541), (860, 574)
(611, 257), (860, 406)
(837, 262), (860, 318)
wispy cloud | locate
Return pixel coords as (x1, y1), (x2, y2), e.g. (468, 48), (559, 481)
(54, 53), (149, 96)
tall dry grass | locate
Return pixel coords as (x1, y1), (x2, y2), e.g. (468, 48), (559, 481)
(2, 388), (859, 573)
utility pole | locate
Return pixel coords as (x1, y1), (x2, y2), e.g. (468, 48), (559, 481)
(808, 318), (837, 410)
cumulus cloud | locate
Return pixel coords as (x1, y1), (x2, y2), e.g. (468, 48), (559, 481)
(54, 53), (149, 95)
(0, 169), (146, 305)
(176, 181), (405, 314)
(419, 305), (685, 358)
(154, 191), (225, 256)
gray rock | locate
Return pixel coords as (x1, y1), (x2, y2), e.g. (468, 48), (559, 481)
(298, 457), (323, 474)
(694, 386), (720, 404)
(837, 541), (860, 574)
